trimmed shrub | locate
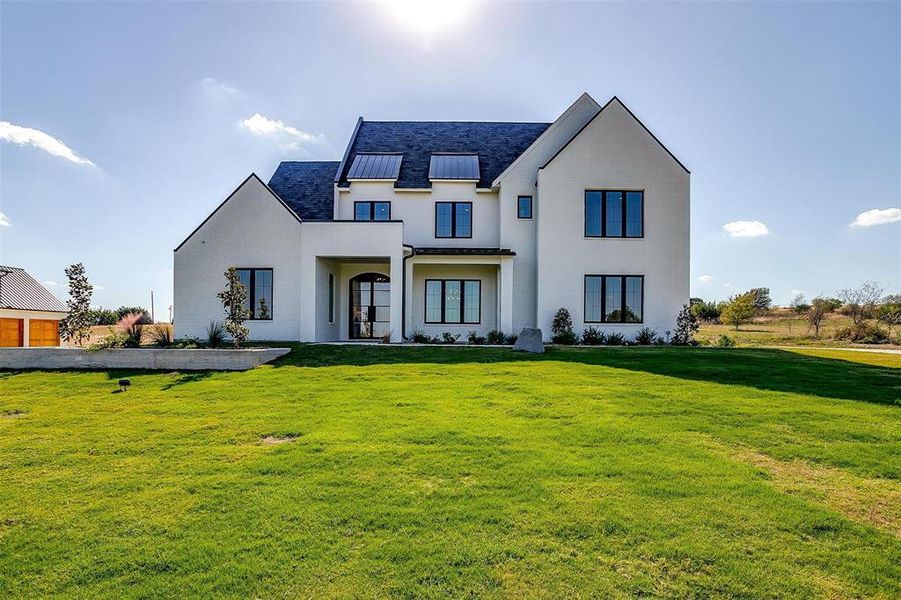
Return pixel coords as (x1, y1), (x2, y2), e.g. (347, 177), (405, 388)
(467, 331), (487, 345)
(551, 308), (577, 344)
(505, 334), (518, 345)
(715, 335), (735, 348)
(86, 331), (127, 351)
(634, 326), (658, 345)
(441, 332), (460, 344)
(603, 332), (626, 346)
(149, 324), (173, 347)
(580, 326), (605, 345)
(486, 330), (506, 345)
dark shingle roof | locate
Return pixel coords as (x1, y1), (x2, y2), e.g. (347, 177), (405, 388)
(0, 266), (67, 312)
(267, 161), (340, 221)
(337, 121), (551, 189)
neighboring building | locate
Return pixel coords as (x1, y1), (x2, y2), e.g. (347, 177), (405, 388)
(174, 94), (689, 342)
(0, 266), (67, 347)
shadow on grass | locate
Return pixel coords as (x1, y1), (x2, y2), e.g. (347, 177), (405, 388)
(99, 369), (214, 390)
(270, 344), (900, 407)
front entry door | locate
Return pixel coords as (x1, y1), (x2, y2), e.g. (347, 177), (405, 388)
(350, 273), (390, 339)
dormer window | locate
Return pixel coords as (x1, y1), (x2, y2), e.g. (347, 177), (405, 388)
(428, 154), (480, 182)
(346, 154), (403, 181)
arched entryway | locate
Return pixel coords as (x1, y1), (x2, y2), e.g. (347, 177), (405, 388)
(349, 273), (390, 339)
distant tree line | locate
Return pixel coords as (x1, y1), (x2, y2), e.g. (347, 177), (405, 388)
(691, 282), (900, 343)
(87, 306), (153, 326)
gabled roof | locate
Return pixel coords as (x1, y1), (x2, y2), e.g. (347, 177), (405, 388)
(0, 266), (67, 313)
(540, 97), (690, 174)
(336, 120), (551, 189)
(268, 161), (341, 221)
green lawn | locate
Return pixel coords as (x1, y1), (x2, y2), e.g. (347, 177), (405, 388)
(1, 346), (899, 598)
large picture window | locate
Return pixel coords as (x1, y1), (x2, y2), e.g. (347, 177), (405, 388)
(425, 279), (480, 324)
(435, 202), (472, 238)
(354, 201), (391, 221)
(584, 275), (643, 323)
(235, 268), (273, 320)
(585, 191), (643, 238)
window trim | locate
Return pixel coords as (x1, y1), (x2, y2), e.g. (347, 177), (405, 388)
(424, 279), (481, 324)
(517, 195), (533, 219)
(234, 267), (274, 321)
(353, 201), (392, 221)
(583, 274), (644, 324)
(434, 202), (473, 239)
(584, 190), (644, 239)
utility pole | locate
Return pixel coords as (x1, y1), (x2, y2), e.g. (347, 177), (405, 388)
(150, 290), (155, 323)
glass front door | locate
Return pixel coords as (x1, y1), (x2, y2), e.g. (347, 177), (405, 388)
(350, 273), (390, 339)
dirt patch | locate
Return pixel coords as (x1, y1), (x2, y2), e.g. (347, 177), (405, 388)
(260, 434), (299, 445)
(729, 445), (900, 538)
(1, 409), (26, 418)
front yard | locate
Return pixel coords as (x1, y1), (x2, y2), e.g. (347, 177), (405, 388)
(1, 346), (899, 597)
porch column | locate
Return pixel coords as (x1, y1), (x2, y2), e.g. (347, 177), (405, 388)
(404, 255), (414, 340)
(499, 256), (514, 335)
(299, 255), (317, 341)
(389, 252), (404, 342)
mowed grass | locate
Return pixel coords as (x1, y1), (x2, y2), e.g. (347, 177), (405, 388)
(1, 346), (899, 598)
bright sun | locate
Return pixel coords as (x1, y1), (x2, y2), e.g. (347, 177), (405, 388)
(382, 0), (469, 36)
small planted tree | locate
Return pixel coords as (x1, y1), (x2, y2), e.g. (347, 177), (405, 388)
(217, 267), (250, 347)
(806, 297), (830, 338)
(876, 297), (901, 339)
(838, 281), (884, 334)
(58, 262), (94, 346)
(551, 307), (577, 344)
(720, 293), (756, 330)
(672, 303), (699, 345)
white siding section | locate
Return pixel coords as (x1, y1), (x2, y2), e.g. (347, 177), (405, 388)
(173, 176), (303, 341)
(536, 99), (690, 340)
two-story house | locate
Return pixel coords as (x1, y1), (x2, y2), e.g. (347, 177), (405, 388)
(173, 94), (689, 342)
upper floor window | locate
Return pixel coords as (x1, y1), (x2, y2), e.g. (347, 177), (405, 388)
(584, 275), (643, 323)
(435, 202), (472, 238)
(236, 268), (273, 320)
(517, 196), (533, 219)
(425, 279), (481, 324)
(354, 201), (391, 221)
(585, 191), (643, 238)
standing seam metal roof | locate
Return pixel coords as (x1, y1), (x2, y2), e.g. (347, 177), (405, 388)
(0, 266), (67, 312)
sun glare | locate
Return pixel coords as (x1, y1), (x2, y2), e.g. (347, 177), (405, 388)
(382, 0), (469, 36)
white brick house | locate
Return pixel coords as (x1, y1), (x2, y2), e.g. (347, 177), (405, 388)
(174, 94), (689, 342)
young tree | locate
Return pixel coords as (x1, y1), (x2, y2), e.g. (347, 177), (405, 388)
(749, 287), (772, 313)
(806, 297), (830, 338)
(790, 293), (809, 314)
(217, 267), (250, 347)
(838, 281), (884, 332)
(672, 303), (699, 345)
(876, 298), (901, 339)
(57, 262), (94, 346)
(550, 307), (577, 344)
(720, 293), (756, 330)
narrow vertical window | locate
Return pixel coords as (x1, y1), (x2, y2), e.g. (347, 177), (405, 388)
(584, 276), (602, 322)
(626, 192), (643, 237)
(517, 196), (533, 219)
(585, 191), (602, 237)
(625, 276), (642, 322)
(604, 191), (623, 237)
(425, 280), (443, 323)
(444, 280), (462, 323)
(328, 273), (335, 323)
(463, 281), (481, 324)
(604, 276), (622, 322)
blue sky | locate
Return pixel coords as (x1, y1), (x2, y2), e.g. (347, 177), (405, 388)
(1, 1), (898, 317)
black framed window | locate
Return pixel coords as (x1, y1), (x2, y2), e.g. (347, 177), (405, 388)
(328, 273), (335, 323)
(517, 195), (533, 219)
(425, 279), (480, 324)
(584, 275), (643, 323)
(235, 268), (273, 320)
(354, 201), (391, 221)
(585, 191), (643, 238)
(435, 202), (472, 238)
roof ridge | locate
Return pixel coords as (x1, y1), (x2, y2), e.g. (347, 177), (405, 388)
(362, 120), (552, 125)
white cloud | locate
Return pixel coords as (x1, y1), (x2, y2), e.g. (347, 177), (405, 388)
(723, 282), (733, 288)
(0, 212), (11, 227)
(723, 220), (770, 238)
(791, 289), (803, 296)
(697, 274), (712, 283)
(850, 207), (901, 228)
(93, 285), (105, 291)
(240, 113), (326, 149)
(43, 280), (58, 288)
(0, 121), (95, 166)
(197, 77), (245, 104)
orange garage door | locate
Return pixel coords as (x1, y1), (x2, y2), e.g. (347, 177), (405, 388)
(0, 318), (24, 347)
(29, 319), (60, 347)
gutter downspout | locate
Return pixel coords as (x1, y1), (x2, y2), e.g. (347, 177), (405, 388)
(401, 244), (415, 341)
